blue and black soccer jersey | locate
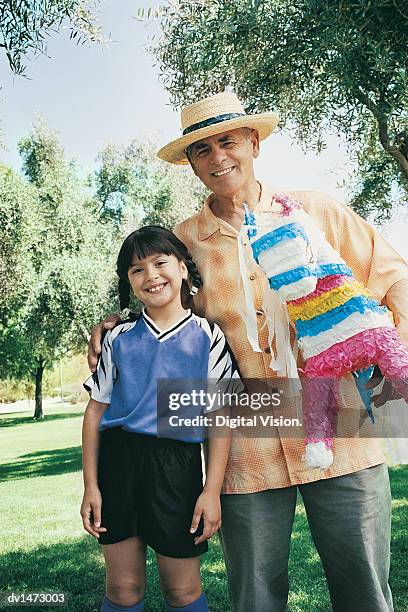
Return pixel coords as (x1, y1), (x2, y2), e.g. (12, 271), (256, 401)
(84, 309), (243, 439)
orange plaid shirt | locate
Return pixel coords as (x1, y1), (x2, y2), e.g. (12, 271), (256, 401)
(174, 182), (408, 493)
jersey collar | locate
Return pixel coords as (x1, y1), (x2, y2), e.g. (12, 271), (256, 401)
(142, 308), (193, 342)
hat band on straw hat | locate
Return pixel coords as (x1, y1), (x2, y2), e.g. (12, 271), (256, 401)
(182, 112), (246, 135)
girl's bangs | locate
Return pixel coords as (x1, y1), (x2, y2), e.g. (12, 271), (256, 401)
(129, 233), (178, 262)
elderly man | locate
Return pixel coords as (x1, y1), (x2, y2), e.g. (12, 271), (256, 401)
(89, 92), (408, 612)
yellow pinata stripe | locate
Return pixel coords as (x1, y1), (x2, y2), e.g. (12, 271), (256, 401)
(287, 281), (371, 321)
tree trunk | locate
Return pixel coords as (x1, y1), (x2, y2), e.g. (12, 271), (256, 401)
(389, 147), (408, 184)
(34, 358), (45, 420)
(355, 91), (408, 185)
(377, 115), (408, 183)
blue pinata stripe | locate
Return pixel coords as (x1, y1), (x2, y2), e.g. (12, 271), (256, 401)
(295, 296), (386, 338)
(251, 223), (309, 261)
(269, 266), (316, 290)
(269, 263), (353, 291)
(317, 263), (353, 278)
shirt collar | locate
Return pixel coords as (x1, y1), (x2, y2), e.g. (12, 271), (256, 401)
(142, 308), (193, 342)
(197, 193), (232, 240)
(197, 181), (276, 241)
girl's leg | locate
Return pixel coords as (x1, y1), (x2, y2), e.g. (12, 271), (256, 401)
(102, 536), (147, 609)
(156, 554), (208, 610)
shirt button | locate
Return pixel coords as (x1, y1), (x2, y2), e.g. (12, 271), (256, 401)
(249, 273), (256, 281)
(264, 346), (271, 354)
(256, 309), (264, 316)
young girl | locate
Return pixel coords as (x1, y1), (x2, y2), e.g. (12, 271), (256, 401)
(80, 226), (243, 612)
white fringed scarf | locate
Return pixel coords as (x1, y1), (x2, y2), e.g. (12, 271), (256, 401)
(238, 221), (302, 396)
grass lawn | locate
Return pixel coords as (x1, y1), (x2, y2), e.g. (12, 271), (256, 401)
(0, 404), (407, 611)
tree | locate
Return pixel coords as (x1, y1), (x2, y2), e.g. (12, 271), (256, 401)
(151, 0), (408, 220)
(0, 125), (207, 416)
(0, 0), (104, 76)
(0, 164), (37, 305)
(0, 164), (38, 398)
(93, 138), (206, 231)
(0, 122), (118, 419)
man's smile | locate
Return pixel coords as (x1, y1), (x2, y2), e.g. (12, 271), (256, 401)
(211, 166), (235, 177)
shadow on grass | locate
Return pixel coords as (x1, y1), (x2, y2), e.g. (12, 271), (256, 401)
(0, 412), (83, 429)
(0, 447), (82, 482)
(0, 537), (111, 612)
(0, 536), (231, 612)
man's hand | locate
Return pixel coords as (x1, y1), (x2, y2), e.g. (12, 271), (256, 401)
(365, 365), (403, 408)
(87, 314), (121, 372)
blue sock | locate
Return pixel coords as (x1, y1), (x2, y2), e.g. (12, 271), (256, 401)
(165, 592), (208, 611)
(100, 595), (144, 611)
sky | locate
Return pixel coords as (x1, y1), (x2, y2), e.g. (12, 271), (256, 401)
(1, 0), (407, 258)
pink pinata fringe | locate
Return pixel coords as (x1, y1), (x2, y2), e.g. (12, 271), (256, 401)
(304, 327), (408, 378)
(273, 193), (302, 217)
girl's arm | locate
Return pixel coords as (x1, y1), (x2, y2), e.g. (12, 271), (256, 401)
(80, 398), (108, 538)
(190, 406), (232, 545)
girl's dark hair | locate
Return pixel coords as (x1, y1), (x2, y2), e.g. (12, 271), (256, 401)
(117, 225), (202, 313)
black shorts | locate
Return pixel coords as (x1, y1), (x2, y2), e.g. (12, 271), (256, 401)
(97, 427), (208, 558)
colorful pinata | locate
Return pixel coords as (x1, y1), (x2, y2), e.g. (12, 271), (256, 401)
(244, 194), (408, 469)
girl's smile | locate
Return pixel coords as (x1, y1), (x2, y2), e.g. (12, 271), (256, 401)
(145, 283), (167, 293)
(145, 282), (167, 293)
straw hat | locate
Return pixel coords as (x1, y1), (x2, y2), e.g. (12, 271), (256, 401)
(157, 91), (279, 165)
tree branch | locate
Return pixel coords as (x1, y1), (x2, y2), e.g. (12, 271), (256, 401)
(353, 88), (408, 181)
(353, 87), (379, 117)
